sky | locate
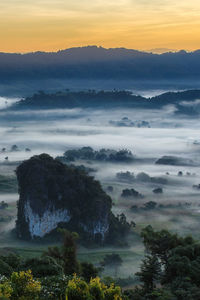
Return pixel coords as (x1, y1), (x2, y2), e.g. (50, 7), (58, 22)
(0, 0), (200, 53)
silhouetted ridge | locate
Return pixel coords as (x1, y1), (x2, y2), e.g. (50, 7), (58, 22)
(1, 46), (200, 80)
(12, 89), (200, 113)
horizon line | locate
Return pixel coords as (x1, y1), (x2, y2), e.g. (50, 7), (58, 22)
(0, 45), (198, 55)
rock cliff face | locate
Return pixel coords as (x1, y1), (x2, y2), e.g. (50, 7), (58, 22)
(16, 154), (112, 241)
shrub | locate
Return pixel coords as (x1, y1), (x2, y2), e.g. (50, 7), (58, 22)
(0, 254), (21, 271)
(66, 275), (90, 300)
(10, 270), (41, 300)
(0, 280), (13, 299)
(22, 256), (63, 278)
(80, 262), (99, 282)
(0, 260), (13, 277)
(40, 275), (70, 300)
(66, 274), (123, 300)
(0, 270), (41, 300)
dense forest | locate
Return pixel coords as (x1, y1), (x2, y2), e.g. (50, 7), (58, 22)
(0, 227), (199, 299)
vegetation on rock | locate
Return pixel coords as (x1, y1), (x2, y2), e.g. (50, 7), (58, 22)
(16, 154), (133, 245)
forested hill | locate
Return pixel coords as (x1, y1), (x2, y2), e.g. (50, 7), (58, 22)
(11, 89), (200, 112)
(151, 89), (200, 103)
(13, 90), (145, 109)
(1, 46), (200, 80)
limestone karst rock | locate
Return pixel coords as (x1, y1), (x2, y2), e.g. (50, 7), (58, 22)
(16, 154), (113, 242)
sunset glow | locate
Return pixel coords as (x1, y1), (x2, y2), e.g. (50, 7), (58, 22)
(1, 0), (200, 52)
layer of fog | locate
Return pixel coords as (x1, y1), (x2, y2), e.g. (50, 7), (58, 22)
(0, 97), (20, 109)
(0, 106), (200, 163)
(1, 100), (200, 278)
(1, 105), (200, 218)
(0, 78), (199, 97)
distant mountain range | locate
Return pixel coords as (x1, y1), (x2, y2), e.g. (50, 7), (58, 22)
(2, 46), (200, 81)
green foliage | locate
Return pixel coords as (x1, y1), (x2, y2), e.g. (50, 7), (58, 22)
(0, 254), (21, 271)
(22, 256), (63, 278)
(123, 287), (144, 300)
(146, 288), (175, 300)
(80, 262), (99, 282)
(108, 213), (134, 246)
(134, 226), (200, 299)
(43, 229), (80, 276)
(66, 274), (123, 300)
(0, 270), (41, 300)
(61, 230), (79, 276)
(66, 275), (91, 300)
(0, 259), (13, 277)
(136, 255), (161, 292)
(40, 275), (70, 300)
(0, 280), (13, 300)
(10, 270), (41, 300)
(115, 276), (136, 288)
(141, 225), (182, 264)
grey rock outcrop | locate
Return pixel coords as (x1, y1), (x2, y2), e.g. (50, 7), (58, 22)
(16, 154), (112, 242)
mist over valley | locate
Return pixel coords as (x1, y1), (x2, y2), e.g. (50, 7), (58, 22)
(1, 86), (200, 283)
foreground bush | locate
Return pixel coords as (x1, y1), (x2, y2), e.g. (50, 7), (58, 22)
(0, 271), (123, 300)
(0, 270), (41, 300)
(66, 274), (123, 300)
(40, 275), (70, 300)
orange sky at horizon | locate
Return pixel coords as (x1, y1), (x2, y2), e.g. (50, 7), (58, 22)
(1, 0), (200, 53)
